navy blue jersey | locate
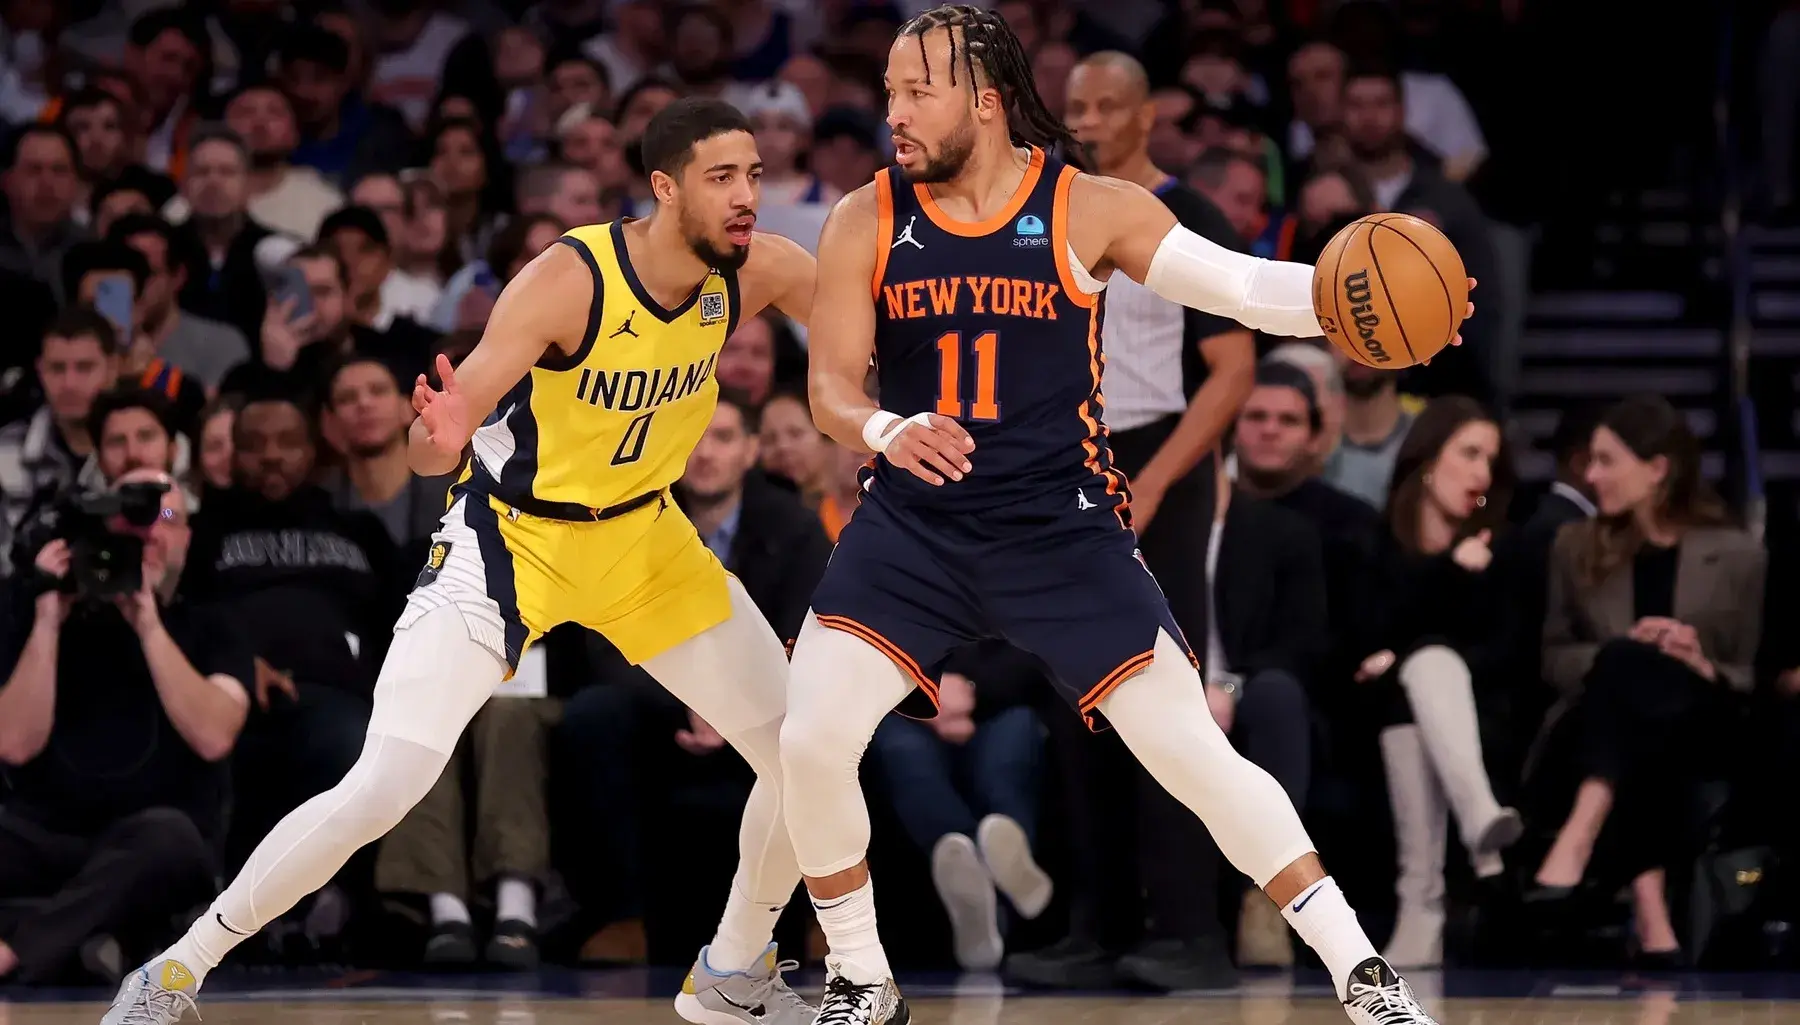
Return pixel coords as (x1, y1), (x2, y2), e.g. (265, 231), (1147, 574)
(867, 148), (1129, 528)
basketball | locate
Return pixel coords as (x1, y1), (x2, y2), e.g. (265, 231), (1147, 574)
(1311, 214), (1469, 370)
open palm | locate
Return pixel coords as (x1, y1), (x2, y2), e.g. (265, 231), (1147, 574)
(413, 353), (472, 458)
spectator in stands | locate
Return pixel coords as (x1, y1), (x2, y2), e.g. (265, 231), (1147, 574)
(1515, 406), (1602, 651)
(1340, 65), (1496, 402)
(1293, 165), (1374, 258)
(278, 23), (412, 188)
(365, 0), (471, 133)
(1230, 361), (1383, 710)
(90, 389), (176, 485)
(1532, 396), (1765, 963)
(616, 76), (682, 143)
(427, 116), (512, 267)
(0, 124), (85, 301)
(740, 81), (835, 253)
(516, 163), (603, 231)
(110, 214), (252, 394)
(1286, 40), (1351, 171)
(1264, 342), (1346, 474)
(556, 107), (633, 197)
(122, 8), (206, 177)
(0, 309), (121, 574)
(556, 392), (830, 957)
(173, 127), (294, 347)
(1326, 357), (1416, 508)
(319, 205), (441, 333)
(1188, 147), (1267, 246)
(869, 644), (1051, 972)
(349, 173), (405, 241)
(669, 5), (747, 104)
(0, 471), (248, 984)
(580, 0), (665, 96)
(1328, 1), (1489, 182)
(429, 212), (565, 335)
(320, 354), (450, 550)
(181, 393), (399, 920)
(757, 386), (832, 501)
(1358, 397), (1524, 968)
(716, 314), (779, 406)
(544, 49), (611, 131)
(61, 239), (207, 434)
(376, 686), (560, 968)
(220, 83), (345, 242)
(808, 108), (883, 200)
(193, 397), (237, 495)
(90, 169), (176, 240)
(58, 89), (136, 218)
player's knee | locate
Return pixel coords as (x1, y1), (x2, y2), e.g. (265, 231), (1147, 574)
(333, 740), (451, 840)
(778, 711), (864, 786)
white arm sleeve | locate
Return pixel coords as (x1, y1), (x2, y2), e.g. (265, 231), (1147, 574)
(1142, 223), (1324, 339)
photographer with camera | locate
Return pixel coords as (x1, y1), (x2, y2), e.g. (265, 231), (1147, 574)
(0, 307), (120, 577)
(0, 469), (251, 984)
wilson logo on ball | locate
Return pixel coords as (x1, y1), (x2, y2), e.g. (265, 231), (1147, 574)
(1342, 269), (1392, 364)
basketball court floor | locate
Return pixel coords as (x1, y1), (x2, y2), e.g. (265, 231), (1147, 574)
(6, 969), (1799, 1025)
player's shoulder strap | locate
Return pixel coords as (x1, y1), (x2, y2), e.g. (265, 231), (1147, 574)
(534, 222), (614, 372)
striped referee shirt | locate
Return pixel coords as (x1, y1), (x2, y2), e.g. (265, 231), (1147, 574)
(1101, 179), (1247, 433)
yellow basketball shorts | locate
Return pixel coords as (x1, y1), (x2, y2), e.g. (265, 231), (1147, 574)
(395, 490), (732, 669)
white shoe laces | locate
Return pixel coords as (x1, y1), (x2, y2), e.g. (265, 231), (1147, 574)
(1347, 980), (1437, 1025)
(121, 984), (199, 1025)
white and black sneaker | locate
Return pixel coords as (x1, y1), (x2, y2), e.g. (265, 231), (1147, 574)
(815, 959), (909, 1025)
(1342, 957), (1440, 1025)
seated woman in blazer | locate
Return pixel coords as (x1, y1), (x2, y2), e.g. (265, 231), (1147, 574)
(1533, 394), (1765, 962)
(1356, 396), (1527, 969)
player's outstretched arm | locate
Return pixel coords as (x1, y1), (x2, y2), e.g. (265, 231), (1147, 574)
(407, 243), (584, 476)
(808, 185), (972, 486)
(740, 230), (817, 327)
(1075, 174), (1324, 339)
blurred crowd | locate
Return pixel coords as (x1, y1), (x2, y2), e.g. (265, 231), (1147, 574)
(0, 0), (1796, 992)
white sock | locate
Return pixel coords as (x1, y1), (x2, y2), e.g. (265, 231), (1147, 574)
(431, 892), (472, 926)
(811, 879), (892, 984)
(708, 880), (783, 973)
(495, 877), (536, 927)
(154, 907), (252, 988)
(1279, 877), (1380, 1000)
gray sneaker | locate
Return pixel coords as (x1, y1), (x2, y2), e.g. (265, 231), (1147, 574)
(99, 960), (201, 1025)
(674, 944), (815, 1025)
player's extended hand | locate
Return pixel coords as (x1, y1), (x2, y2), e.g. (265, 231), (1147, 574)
(886, 414), (975, 487)
(413, 353), (472, 458)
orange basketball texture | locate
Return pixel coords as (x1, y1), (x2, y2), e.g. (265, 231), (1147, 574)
(1311, 214), (1469, 369)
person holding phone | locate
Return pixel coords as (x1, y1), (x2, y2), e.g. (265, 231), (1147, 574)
(62, 240), (207, 436)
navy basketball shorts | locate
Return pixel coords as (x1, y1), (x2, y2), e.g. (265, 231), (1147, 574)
(809, 496), (1197, 730)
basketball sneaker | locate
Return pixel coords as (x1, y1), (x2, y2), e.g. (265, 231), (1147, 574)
(674, 944), (815, 1025)
(1342, 957), (1440, 1025)
(98, 960), (200, 1025)
(814, 958), (908, 1025)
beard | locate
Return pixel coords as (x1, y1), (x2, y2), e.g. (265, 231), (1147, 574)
(1348, 131), (1402, 163)
(1239, 459), (1304, 496)
(1343, 373), (1390, 399)
(680, 206), (750, 270)
(899, 115), (976, 184)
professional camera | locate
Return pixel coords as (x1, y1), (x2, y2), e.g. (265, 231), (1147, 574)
(18, 480), (170, 600)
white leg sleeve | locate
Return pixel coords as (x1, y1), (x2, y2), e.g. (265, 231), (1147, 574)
(1099, 629), (1318, 889)
(210, 606), (505, 939)
(779, 614), (917, 878)
(641, 575), (798, 908)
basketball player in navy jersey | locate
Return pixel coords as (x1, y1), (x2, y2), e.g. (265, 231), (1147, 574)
(779, 7), (1473, 1025)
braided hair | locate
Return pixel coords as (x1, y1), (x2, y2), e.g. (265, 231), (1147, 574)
(898, 4), (1082, 165)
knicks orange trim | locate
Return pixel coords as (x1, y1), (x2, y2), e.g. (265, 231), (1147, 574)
(870, 173), (895, 301)
(814, 614), (939, 705)
(1074, 305), (1130, 529)
(915, 147), (1044, 238)
(1051, 165), (1096, 310)
(1078, 650), (1156, 712)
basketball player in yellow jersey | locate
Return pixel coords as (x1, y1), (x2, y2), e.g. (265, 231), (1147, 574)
(104, 98), (821, 1025)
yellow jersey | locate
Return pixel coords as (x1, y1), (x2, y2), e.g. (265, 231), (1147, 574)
(467, 220), (739, 516)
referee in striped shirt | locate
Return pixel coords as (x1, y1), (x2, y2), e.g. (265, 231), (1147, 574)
(1004, 53), (1258, 991)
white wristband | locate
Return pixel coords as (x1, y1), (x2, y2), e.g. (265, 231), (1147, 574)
(862, 410), (935, 454)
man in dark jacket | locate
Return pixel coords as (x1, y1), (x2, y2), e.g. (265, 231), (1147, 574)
(180, 393), (403, 874)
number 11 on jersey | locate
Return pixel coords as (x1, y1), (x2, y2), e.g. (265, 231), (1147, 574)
(934, 330), (1001, 421)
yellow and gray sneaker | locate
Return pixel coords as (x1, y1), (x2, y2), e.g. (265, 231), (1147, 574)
(98, 960), (200, 1025)
(814, 958), (907, 1025)
(674, 944), (816, 1025)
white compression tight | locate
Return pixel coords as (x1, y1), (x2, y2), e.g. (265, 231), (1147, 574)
(168, 578), (798, 979)
(782, 620), (1315, 888)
